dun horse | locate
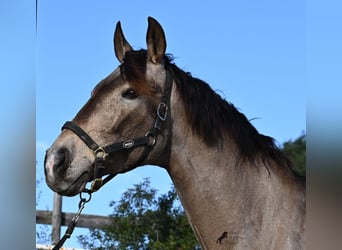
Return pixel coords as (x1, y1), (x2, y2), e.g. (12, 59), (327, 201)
(45, 17), (305, 249)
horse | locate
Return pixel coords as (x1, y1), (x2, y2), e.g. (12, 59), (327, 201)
(44, 17), (305, 249)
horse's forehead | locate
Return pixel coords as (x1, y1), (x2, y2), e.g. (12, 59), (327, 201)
(146, 62), (166, 84)
(92, 59), (166, 98)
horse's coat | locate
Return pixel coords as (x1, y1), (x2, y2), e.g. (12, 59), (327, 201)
(45, 17), (305, 249)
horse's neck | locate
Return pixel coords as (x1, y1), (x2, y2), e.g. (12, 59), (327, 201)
(168, 135), (304, 249)
(167, 92), (305, 249)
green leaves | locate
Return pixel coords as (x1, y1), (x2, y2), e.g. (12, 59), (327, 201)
(78, 178), (200, 249)
(282, 133), (306, 176)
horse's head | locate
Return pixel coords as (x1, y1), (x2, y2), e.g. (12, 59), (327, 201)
(44, 17), (172, 196)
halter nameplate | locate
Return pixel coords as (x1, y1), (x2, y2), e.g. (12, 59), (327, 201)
(122, 139), (135, 149)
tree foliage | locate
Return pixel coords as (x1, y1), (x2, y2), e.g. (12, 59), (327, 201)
(36, 161), (51, 244)
(78, 178), (200, 249)
(282, 133), (306, 176)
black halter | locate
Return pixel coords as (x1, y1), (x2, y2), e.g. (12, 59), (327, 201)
(52, 69), (172, 250)
(61, 69), (172, 193)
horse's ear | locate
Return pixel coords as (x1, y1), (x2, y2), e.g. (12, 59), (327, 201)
(114, 21), (133, 63)
(146, 17), (166, 64)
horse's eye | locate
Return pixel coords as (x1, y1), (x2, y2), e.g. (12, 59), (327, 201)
(122, 88), (138, 100)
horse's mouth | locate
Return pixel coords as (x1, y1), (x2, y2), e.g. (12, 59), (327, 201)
(57, 171), (89, 196)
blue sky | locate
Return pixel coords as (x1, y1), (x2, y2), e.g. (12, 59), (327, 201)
(35, 0), (306, 248)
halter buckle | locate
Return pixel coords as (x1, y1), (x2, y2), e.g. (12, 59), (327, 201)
(90, 178), (103, 192)
(157, 102), (168, 121)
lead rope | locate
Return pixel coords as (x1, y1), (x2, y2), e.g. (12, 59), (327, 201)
(52, 153), (103, 249)
(52, 191), (92, 250)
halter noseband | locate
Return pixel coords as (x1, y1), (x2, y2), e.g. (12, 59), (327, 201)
(61, 69), (173, 193)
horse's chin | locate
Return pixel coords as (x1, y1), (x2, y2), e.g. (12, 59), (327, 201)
(58, 181), (87, 197)
(49, 171), (90, 197)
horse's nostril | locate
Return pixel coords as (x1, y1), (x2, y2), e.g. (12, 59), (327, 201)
(53, 148), (69, 173)
(44, 147), (72, 181)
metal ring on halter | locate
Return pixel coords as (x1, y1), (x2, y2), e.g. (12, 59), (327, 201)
(145, 131), (157, 146)
(93, 146), (108, 159)
(79, 190), (92, 203)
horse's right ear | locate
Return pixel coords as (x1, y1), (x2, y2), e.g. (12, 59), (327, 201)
(146, 16), (166, 64)
(114, 21), (133, 63)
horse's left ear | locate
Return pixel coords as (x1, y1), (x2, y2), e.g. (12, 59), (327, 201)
(146, 17), (167, 64)
(114, 21), (133, 63)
